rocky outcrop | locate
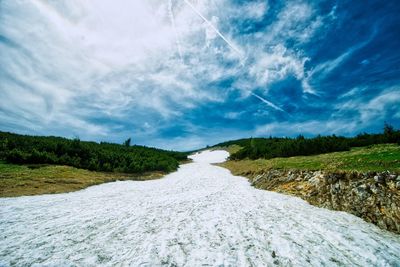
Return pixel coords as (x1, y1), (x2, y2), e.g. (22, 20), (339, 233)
(246, 169), (400, 234)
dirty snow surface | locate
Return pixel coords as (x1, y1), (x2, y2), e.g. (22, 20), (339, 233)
(1, 150), (400, 266)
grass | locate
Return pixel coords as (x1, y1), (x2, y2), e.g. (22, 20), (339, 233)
(2, 144), (398, 197)
(220, 144), (400, 175)
(0, 162), (165, 197)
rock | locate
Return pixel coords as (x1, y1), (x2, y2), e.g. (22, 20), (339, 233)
(330, 183), (341, 195)
(248, 169), (400, 234)
(309, 176), (321, 186)
(385, 217), (396, 231)
(308, 190), (318, 197)
(355, 185), (369, 200)
(325, 174), (339, 184)
(271, 251), (276, 258)
(295, 185), (303, 191)
(251, 174), (264, 186)
(370, 184), (379, 194)
(374, 175), (385, 184)
(295, 176), (303, 181)
(286, 173), (295, 182)
(377, 219), (388, 230)
(304, 173), (312, 180)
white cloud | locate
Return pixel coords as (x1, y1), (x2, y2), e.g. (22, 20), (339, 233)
(147, 127), (254, 151)
(336, 86), (400, 123)
(0, 0), (354, 148)
(254, 86), (400, 138)
(261, 2), (321, 44)
(223, 1), (268, 22)
(229, 2), (323, 95)
(224, 111), (244, 120)
(248, 44), (308, 88)
(242, 2), (268, 20)
(1, 0), (228, 125)
(255, 120), (359, 137)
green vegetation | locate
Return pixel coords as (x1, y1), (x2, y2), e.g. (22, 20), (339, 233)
(0, 131), (187, 174)
(215, 123), (400, 160)
(0, 161), (164, 197)
(220, 144), (400, 174)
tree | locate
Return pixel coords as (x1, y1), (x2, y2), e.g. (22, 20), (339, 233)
(384, 122), (395, 143)
(124, 138), (131, 147)
(384, 122), (394, 134)
(0, 131), (186, 174)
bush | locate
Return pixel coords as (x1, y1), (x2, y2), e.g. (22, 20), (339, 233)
(219, 124), (400, 160)
(6, 149), (29, 164)
(0, 131), (188, 174)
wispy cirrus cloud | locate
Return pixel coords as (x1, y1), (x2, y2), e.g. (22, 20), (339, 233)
(1, 0), (399, 150)
(335, 86), (400, 124)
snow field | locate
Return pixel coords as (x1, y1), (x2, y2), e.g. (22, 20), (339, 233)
(0, 150), (399, 266)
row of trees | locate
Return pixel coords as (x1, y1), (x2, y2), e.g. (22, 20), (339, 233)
(0, 132), (188, 173)
(216, 124), (400, 160)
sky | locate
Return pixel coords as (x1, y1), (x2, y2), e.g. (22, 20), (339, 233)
(0, 0), (399, 151)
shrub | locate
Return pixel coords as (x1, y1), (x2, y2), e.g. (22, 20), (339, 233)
(0, 131), (187, 174)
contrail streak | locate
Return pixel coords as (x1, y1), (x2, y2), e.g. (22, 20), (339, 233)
(168, 0), (183, 60)
(183, 0), (242, 56)
(184, 0), (284, 113)
(251, 92), (284, 112)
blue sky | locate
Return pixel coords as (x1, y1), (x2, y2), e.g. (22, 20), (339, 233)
(1, 0), (399, 151)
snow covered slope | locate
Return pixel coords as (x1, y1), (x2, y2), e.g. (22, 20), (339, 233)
(188, 149), (229, 163)
(1, 150), (399, 266)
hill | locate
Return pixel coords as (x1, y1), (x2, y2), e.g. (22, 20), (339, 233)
(214, 123), (400, 161)
(0, 131), (188, 197)
(0, 131), (187, 173)
(219, 144), (400, 233)
(220, 144), (400, 174)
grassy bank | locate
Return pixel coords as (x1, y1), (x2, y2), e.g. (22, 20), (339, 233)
(220, 144), (400, 175)
(214, 124), (400, 160)
(219, 144), (400, 234)
(0, 162), (165, 197)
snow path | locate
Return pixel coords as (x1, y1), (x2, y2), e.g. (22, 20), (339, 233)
(1, 150), (399, 266)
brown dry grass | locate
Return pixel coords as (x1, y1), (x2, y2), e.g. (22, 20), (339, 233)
(0, 163), (165, 197)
